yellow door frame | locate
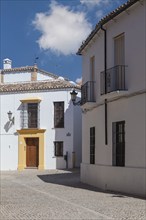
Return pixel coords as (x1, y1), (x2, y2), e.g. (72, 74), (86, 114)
(17, 129), (46, 171)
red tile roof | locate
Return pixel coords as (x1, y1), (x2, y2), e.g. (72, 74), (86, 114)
(0, 80), (80, 93)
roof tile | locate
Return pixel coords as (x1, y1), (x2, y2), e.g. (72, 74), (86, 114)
(0, 80), (80, 93)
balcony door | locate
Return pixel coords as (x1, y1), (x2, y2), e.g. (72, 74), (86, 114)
(114, 33), (125, 90)
(90, 56), (95, 100)
(114, 33), (125, 66)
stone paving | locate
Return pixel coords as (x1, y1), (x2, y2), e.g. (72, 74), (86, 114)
(0, 169), (146, 220)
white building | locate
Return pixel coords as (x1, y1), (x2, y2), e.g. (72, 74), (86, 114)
(0, 59), (82, 171)
(77, 0), (146, 197)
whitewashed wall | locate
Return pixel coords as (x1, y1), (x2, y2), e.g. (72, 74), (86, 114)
(3, 72), (31, 83)
(0, 89), (82, 170)
(81, 1), (146, 197)
(82, 2), (146, 102)
(3, 71), (55, 83)
(81, 93), (146, 197)
(73, 98), (82, 167)
(37, 72), (54, 81)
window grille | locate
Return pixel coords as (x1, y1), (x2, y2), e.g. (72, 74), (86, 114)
(21, 103), (40, 129)
(112, 121), (125, 166)
(90, 127), (95, 164)
(54, 142), (63, 157)
(54, 102), (64, 128)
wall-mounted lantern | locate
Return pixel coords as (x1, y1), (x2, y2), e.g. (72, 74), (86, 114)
(7, 111), (14, 124)
(70, 89), (81, 106)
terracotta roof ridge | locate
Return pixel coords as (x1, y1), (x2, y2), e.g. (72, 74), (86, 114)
(38, 68), (59, 79)
(77, 0), (139, 55)
(2, 66), (35, 72)
(1, 65), (70, 81)
(0, 79), (80, 93)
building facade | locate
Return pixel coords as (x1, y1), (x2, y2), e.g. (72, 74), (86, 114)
(0, 59), (82, 171)
(77, 0), (146, 197)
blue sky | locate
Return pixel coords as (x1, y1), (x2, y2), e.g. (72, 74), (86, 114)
(0, 0), (127, 83)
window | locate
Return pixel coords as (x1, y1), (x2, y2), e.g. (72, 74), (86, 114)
(21, 103), (39, 129)
(114, 33), (125, 66)
(54, 142), (63, 157)
(54, 102), (64, 128)
(28, 103), (38, 128)
(90, 56), (95, 81)
(112, 121), (125, 166)
(90, 56), (96, 100)
(90, 127), (95, 164)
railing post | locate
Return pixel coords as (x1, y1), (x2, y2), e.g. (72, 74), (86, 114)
(101, 65), (126, 93)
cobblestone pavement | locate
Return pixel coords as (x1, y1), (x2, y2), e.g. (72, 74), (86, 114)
(0, 169), (146, 220)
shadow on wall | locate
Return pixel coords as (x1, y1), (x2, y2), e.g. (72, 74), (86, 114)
(3, 103), (23, 133)
(54, 98), (82, 169)
(4, 121), (13, 132)
(54, 100), (72, 169)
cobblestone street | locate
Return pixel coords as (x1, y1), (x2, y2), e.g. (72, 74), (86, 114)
(0, 169), (145, 220)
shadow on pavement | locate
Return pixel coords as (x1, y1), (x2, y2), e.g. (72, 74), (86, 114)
(37, 169), (103, 192)
(37, 169), (145, 200)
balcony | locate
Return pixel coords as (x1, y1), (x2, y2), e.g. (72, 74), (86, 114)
(81, 81), (96, 106)
(100, 65), (127, 95)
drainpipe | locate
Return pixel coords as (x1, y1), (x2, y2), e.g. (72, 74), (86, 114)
(100, 25), (108, 145)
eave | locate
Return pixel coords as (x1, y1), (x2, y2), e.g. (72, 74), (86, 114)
(77, 0), (140, 55)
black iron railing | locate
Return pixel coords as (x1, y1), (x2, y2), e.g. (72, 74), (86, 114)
(100, 65), (127, 95)
(21, 103), (40, 129)
(81, 81), (96, 105)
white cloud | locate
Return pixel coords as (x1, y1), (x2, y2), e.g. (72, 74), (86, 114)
(96, 10), (104, 19)
(32, 1), (92, 55)
(76, 77), (82, 85)
(80, 0), (110, 7)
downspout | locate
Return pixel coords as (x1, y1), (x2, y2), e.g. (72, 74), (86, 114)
(100, 25), (108, 145)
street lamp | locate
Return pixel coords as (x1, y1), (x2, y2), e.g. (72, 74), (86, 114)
(7, 111), (14, 124)
(70, 89), (81, 106)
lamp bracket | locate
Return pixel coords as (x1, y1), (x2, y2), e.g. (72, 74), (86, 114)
(73, 100), (82, 106)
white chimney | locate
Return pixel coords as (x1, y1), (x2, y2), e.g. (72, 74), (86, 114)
(3, 58), (12, 69)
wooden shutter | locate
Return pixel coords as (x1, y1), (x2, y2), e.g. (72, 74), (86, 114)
(21, 103), (28, 128)
(114, 33), (125, 66)
(90, 56), (95, 81)
(90, 56), (96, 100)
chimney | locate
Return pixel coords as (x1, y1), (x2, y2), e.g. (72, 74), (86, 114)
(0, 70), (4, 83)
(31, 64), (38, 81)
(3, 58), (12, 69)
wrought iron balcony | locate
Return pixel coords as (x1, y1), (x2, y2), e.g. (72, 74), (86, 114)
(81, 81), (96, 105)
(100, 65), (127, 95)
